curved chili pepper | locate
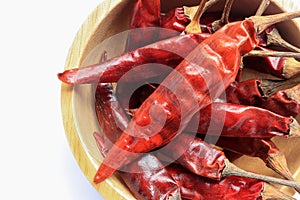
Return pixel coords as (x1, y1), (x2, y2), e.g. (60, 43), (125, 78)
(186, 102), (299, 138)
(165, 164), (264, 200)
(94, 12), (300, 183)
(93, 133), (180, 200)
(57, 33), (210, 84)
(214, 137), (294, 180)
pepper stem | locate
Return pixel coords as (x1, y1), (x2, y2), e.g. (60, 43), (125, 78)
(262, 183), (296, 200)
(285, 84), (300, 104)
(260, 74), (300, 97)
(185, 0), (208, 34)
(249, 11), (300, 34)
(255, 0), (270, 16)
(212, 0), (235, 31)
(245, 50), (300, 59)
(266, 152), (294, 181)
(267, 29), (300, 53)
(222, 159), (300, 192)
(289, 119), (300, 138)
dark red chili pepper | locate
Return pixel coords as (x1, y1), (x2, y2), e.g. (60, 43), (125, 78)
(93, 133), (180, 200)
(243, 46), (286, 77)
(159, 7), (191, 39)
(93, 12), (300, 183)
(214, 137), (294, 180)
(224, 79), (300, 117)
(165, 163), (294, 200)
(186, 102), (299, 138)
(158, 132), (300, 192)
(165, 164), (263, 200)
(261, 84), (300, 117)
(57, 33), (210, 84)
(125, 0), (161, 51)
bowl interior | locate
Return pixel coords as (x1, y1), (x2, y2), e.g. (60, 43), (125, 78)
(69, 0), (300, 198)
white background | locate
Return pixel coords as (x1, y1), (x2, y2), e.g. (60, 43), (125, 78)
(0, 0), (104, 199)
(0, 0), (299, 200)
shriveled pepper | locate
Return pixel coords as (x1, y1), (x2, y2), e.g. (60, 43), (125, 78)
(158, 133), (300, 191)
(57, 33), (210, 84)
(165, 163), (294, 200)
(185, 102), (300, 138)
(94, 133), (180, 200)
(214, 137), (294, 181)
(243, 46), (300, 78)
(93, 12), (300, 183)
(224, 79), (300, 117)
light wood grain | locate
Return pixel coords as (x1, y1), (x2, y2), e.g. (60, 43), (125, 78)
(60, 0), (300, 199)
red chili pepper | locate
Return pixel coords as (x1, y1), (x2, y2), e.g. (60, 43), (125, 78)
(93, 133), (180, 200)
(159, 7), (191, 39)
(57, 33), (210, 84)
(187, 102), (299, 138)
(243, 46), (286, 77)
(125, 0), (161, 51)
(224, 79), (300, 117)
(261, 84), (300, 117)
(214, 137), (294, 180)
(165, 163), (293, 200)
(93, 12), (300, 183)
(165, 164), (263, 200)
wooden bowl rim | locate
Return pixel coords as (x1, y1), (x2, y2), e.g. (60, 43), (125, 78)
(60, 0), (300, 199)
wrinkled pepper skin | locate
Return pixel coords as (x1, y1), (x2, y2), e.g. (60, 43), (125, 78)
(186, 102), (294, 138)
(160, 133), (226, 180)
(57, 33), (210, 84)
(95, 83), (129, 145)
(93, 20), (258, 183)
(165, 164), (264, 200)
(243, 46), (286, 78)
(224, 80), (300, 117)
(125, 0), (161, 51)
(94, 133), (180, 200)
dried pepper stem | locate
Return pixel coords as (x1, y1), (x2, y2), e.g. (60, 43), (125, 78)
(255, 0), (270, 16)
(246, 50), (300, 59)
(211, 0), (235, 31)
(185, 0), (208, 34)
(262, 183), (296, 200)
(222, 159), (300, 192)
(260, 74), (300, 97)
(250, 11), (300, 34)
(267, 28), (300, 53)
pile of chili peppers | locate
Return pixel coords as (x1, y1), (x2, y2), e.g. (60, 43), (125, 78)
(58, 0), (300, 199)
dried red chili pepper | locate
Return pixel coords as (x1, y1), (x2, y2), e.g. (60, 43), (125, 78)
(57, 33), (210, 84)
(158, 133), (300, 191)
(262, 84), (300, 117)
(93, 133), (180, 200)
(214, 137), (294, 180)
(165, 163), (294, 200)
(186, 102), (299, 138)
(224, 79), (300, 117)
(93, 12), (300, 183)
(243, 46), (300, 78)
(125, 0), (161, 51)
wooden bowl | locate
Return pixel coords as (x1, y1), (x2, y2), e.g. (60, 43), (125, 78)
(60, 0), (300, 199)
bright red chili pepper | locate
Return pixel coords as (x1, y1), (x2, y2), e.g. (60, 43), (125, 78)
(186, 102), (299, 138)
(93, 12), (300, 183)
